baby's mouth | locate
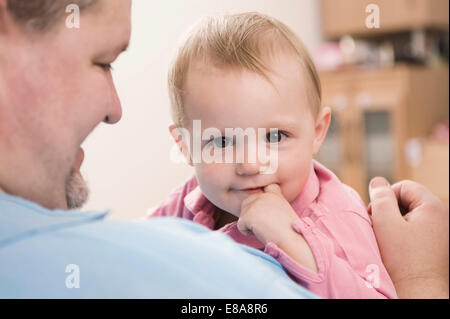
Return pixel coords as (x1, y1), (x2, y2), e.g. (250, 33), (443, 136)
(242, 187), (264, 194)
(233, 186), (265, 195)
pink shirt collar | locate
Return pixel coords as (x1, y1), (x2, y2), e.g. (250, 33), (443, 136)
(184, 186), (217, 229)
(183, 161), (320, 249)
(290, 162), (320, 217)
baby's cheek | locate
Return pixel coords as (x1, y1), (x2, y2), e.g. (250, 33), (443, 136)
(195, 163), (230, 194)
(195, 162), (240, 213)
(276, 151), (312, 202)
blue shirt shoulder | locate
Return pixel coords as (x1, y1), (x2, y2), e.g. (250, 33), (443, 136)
(0, 192), (316, 298)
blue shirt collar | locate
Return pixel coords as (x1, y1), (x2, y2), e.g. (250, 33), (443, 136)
(0, 192), (109, 247)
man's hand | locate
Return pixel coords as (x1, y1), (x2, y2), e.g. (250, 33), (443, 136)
(238, 184), (317, 272)
(369, 177), (449, 299)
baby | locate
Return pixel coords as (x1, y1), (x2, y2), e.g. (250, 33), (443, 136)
(148, 12), (397, 299)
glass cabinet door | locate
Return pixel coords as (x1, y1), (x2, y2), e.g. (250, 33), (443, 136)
(363, 110), (394, 188)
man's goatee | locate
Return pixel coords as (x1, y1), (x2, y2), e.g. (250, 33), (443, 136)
(65, 169), (89, 209)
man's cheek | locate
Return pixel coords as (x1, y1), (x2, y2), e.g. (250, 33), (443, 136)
(75, 75), (107, 110)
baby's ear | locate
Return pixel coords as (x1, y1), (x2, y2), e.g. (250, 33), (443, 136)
(169, 124), (193, 166)
(312, 107), (331, 156)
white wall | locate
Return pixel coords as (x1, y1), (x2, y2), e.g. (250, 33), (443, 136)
(81, 0), (323, 219)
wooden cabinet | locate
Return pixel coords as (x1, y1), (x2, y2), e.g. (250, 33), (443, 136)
(321, 0), (449, 38)
(316, 65), (449, 202)
(409, 140), (449, 208)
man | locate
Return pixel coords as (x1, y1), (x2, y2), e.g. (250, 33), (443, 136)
(0, 0), (448, 298)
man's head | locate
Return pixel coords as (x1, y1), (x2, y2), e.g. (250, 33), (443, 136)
(6, 0), (97, 31)
(0, 0), (132, 209)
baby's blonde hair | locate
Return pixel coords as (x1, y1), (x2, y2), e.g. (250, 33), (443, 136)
(168, 12), (322, 126)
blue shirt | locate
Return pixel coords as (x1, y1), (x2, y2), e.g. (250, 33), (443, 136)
(0, 192), (316, 298)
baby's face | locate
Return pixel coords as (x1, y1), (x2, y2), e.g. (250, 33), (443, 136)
(182, 54), (324, 217)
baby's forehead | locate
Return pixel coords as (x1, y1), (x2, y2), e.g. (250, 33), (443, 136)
(184, 56), (309, 110)
(178, 49), (316, 133)
(183, 91), (310, 134)
(187, 52), (305, 80)
(185, 57), (308, 108)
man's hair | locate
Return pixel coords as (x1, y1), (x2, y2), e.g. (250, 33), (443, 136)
(168, 12), (322, 126)
(6, 0), (96, 31)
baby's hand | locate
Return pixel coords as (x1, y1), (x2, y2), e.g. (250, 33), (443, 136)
(238, 183), (318, 272)
(237, 184), (298, 245)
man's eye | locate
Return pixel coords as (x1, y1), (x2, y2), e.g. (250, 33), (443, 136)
(96, 63), (113, 72)
(211, 136), (233, 148)
(266, 130), (287, 143)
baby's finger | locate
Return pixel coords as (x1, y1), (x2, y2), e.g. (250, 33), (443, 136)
(241, 193), (260, 209)
(237, 217), (253, 236)
(263, 183), (282, 195)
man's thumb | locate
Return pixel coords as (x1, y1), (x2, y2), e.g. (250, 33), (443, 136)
(369, 177), (404, 227)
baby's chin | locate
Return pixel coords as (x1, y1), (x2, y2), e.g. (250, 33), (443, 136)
(214, 202), (240, 218)
(216, 189), (259, 217)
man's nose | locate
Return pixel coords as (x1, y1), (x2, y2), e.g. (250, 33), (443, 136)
(103, 86), (122, 124)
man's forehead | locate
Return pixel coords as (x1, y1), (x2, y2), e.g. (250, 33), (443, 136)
(84, 0), (131, 55)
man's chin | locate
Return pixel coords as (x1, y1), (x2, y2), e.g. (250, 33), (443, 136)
(65, 169), (90, 210)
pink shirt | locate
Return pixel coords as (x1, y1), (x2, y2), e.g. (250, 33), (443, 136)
(147, 161), (397, 298)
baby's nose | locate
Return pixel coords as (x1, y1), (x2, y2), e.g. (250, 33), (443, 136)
(234, 136), (279, 176)
(236, 161), (261, 176)
(235, 144), (262, 176)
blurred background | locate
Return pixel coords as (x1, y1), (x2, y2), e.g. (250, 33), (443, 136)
(81, 0), (449, 219)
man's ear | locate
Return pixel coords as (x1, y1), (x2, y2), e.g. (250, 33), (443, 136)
(312, 107), (331, 156)
(169, 124), (193, 166)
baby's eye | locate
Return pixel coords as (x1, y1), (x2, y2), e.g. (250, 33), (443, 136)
(211, 136), (233, 148)
(266, 130), (287, 144)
